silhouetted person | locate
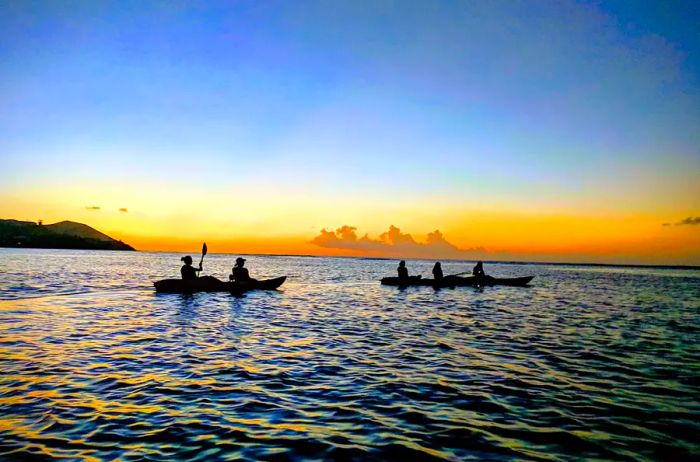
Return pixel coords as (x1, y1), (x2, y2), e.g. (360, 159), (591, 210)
(397, 260), (409, 279)
(432, 262), (443, 280)
(230, 257), (252, 282)
(473, 261), (485, 278)
(181, 255), (201, 280)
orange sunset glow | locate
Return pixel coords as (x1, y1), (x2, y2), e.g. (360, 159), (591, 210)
(3, 182), (699, 265)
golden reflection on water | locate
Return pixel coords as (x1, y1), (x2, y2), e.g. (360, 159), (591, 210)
(1, 254), (699, 460)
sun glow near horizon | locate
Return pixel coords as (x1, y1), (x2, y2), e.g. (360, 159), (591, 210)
(2, 183), (698, 265)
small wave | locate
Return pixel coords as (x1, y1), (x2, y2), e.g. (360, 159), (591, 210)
(1, 252), (698, 460)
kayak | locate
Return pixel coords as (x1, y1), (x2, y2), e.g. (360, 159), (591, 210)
(380, 275), (534, 287)
(381, 275), (533, 287)
(154, 276), (287, 294)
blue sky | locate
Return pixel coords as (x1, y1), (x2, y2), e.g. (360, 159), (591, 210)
(1, 1), (699, 262)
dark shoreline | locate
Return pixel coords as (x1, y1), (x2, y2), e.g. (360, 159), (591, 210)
(0, 219), (134, 251)
(1, 244), (134, 251)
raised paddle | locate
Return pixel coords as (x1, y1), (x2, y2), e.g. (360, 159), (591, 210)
(197, 242), (207, 275)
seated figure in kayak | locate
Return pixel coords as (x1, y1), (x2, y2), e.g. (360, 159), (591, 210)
(473, 261), (486, 278)
(397, 260), (409, 279)
(230, 257), (256, 282)
(181, 256), (202, 280)
(432, 262), (443, 281)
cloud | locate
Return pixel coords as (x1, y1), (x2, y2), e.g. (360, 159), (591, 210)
(119, 208), (128, 212)
(664, 216), (700, 226)
(677, 216), (700, 226)
(85, 206), (101, 210)
(309, 225), (486, 259)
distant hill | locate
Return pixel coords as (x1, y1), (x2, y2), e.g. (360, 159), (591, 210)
(0, 219), (135, 251)
(45, 221), (115, 242)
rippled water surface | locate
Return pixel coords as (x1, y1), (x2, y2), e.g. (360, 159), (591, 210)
(1, 249), (699, 460)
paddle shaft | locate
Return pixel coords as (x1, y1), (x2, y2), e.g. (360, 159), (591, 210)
(446, 271), (472, 277)
(197, 243), (207, 275)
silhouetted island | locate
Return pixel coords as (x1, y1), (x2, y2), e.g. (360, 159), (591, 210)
(0, 219), (134, 251)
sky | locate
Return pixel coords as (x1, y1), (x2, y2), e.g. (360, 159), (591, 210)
(1, 0), (699, 265)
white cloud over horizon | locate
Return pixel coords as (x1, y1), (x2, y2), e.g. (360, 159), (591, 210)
(310, 225), (487, 259)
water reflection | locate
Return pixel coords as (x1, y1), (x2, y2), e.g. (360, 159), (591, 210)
(174, 294), (198, 326)
(0, 250), (698, 460)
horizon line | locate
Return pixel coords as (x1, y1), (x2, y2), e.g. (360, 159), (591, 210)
(28, 247), (699, 270)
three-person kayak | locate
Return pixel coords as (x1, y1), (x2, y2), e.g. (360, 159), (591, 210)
(380, 275), (533, 287)
(154, 276), (286, 294)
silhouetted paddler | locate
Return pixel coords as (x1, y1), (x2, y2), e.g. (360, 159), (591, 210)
(433, 262), (443, 280)
(180, 255), (201, 280)
(230, 257), (253, 282)
(473, 261), (485, 278)
(397, 260), (409, 279)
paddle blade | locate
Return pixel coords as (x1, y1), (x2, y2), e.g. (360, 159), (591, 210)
(202, 242), (208, 256)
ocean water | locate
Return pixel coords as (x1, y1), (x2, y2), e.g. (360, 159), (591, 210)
(0, 248), (698, 461)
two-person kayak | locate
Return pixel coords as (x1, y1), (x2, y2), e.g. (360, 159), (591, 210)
(154, 276), (286, 294)
(158, 248), (286, 294)
(381, 275), (534, 287)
